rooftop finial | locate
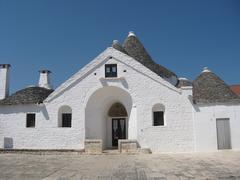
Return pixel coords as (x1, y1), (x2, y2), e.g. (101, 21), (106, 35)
(128, 31), (136, 37)
(179, 77), (189, 81)
(112, 40), (119, 45)
(202, 67), (211, 73)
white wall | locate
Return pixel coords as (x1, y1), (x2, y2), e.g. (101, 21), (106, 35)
(0, 105), (84, 149)
(0, 48), (196, 152)
(194, 104), (240, 152)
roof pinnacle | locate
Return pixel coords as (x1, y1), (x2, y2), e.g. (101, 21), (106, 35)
(128, 31), (136, 37)
(202, 67), (211, 73)
(112, 40), (119, 45)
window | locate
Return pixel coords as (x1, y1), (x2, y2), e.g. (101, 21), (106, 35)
(26, 113), (35, 128)
(152, 104), (165, 126)
(62, 113), (72, 127)
(153, 111), (164, 126)
(58, 105), (72, 128)
(105, 64), (117, 78)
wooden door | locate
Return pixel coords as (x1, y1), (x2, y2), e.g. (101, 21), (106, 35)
(112, 118), (126, 147)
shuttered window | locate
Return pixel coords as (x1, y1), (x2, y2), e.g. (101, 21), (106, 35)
(153, 111), (164, 126)
(26, 113), (35, 128)
(62, 113), (72, 127)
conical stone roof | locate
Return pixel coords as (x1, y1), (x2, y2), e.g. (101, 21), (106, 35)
(0, 87), (54, 105)
(193, 68), (240, 104)
(112, 32), (178, 86)
(112, 40), (127, 54)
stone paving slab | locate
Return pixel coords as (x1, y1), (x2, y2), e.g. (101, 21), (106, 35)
(0, 151), (240, 179)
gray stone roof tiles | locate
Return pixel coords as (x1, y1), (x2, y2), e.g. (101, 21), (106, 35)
(193, 71), (240, 104)
(0, 87), (54, 105)
(112, 32), (178, 85)
(177, 78), (192, 88)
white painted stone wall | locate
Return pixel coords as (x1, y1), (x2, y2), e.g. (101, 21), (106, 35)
(0, 66), (10, 100)
(1, 48), (239, 152)
(194, 104), (240, 152)
(38, 71), (52, 89)
(0, 105), (84, 149)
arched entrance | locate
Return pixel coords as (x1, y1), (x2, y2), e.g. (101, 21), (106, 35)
(85, 86), (133, 149)
(108, 103), (128, 147)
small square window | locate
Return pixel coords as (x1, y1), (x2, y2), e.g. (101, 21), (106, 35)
(153, 111), (164, 126)
(26, 114), (35, 128)
(105, 64), (117, 78)
(62, 113), (72, 127)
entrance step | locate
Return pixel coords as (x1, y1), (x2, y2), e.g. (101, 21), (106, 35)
(137, 148), (152, 154)
(102, 149), (120, 155)
(102, 148), (152, 155)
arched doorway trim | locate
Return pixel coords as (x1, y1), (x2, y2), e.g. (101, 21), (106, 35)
(108, 102), (128, 117)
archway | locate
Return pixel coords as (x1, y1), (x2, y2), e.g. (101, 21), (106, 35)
(85, 86), (132, 148)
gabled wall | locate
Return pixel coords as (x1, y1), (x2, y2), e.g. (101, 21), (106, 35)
(0, 48), (195, 152)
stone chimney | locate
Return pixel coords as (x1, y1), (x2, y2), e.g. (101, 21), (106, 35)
(38, 70), (52, 89)
(0, 64), (11, 100)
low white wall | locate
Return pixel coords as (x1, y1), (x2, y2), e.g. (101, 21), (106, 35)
(194, 104), (240, 152)
(0, 105), (84, 149)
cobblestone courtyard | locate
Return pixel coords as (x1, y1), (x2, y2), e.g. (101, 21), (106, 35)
(0, 151), (240, 180)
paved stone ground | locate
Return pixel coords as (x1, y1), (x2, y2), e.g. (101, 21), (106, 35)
(0, 151), (240, 180)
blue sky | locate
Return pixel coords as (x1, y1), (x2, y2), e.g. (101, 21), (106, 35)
(0, 0), (240, 92)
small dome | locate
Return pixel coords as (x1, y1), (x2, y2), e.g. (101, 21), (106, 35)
(193, 71), (240, 104)
(0, 87), (54, 105)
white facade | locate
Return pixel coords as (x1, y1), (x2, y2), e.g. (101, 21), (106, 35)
(0, 47), (240, 153)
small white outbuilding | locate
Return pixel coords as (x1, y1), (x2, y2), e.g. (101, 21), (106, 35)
(0, 32), (240, 153)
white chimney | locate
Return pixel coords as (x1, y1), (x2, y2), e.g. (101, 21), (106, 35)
(0, 64), (11, 100)
(38, 70), (52, 89)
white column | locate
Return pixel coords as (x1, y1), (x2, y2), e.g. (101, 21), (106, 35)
(0, 64), (11, 100)
(38, 70), (52, 89)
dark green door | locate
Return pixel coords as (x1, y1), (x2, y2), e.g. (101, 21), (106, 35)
(112, 118), (126, 147)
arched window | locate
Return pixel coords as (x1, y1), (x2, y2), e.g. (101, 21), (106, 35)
(108, 102), (127, 117)
(152, 104), (165, 126)
(58, 105), (72, 128)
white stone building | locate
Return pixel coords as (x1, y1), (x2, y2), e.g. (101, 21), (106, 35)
(0, 32), (240, 153)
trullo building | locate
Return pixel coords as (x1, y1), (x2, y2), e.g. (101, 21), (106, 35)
(0, 32), (240, 153)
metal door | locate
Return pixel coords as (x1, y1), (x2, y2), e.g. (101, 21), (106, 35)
(216, 118), (232, 150)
